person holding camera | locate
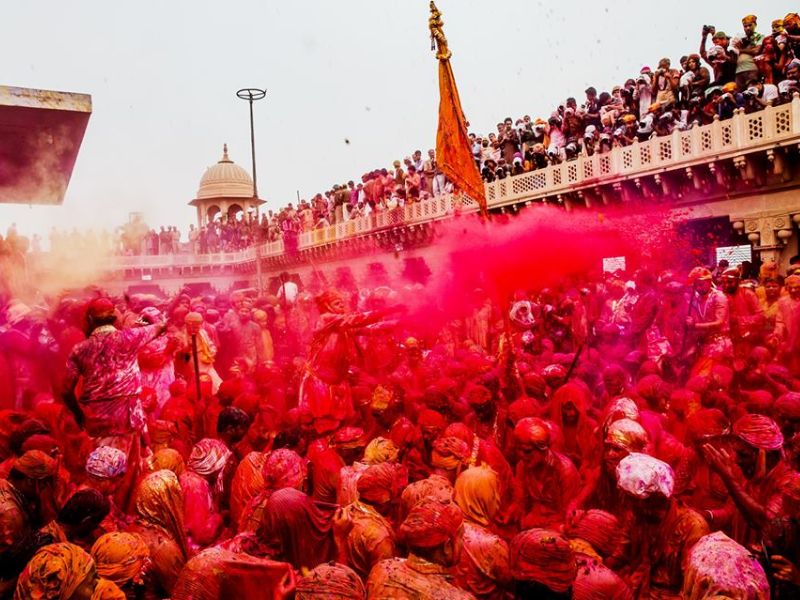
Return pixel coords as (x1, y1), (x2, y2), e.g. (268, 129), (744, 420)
(733, 15), (764, 91)
(652, 58), (679, 107)
(743, 77), (779, 110)
(700, 26), (737, 85)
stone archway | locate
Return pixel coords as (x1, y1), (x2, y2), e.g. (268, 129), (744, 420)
(228, 203), (244, 222)
(207, 205), (221, 224)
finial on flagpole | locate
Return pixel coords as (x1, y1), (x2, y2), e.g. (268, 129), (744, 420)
(428, 1), (451, 59)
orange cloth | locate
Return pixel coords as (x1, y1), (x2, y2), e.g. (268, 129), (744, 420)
(91, 532), (149, 587)
(435, 48), (487, 215)
(90, 578), (126, 600)
(14, 542), (95, 600)
(229, 452), (268, 527)
(133, 470), (189, 560)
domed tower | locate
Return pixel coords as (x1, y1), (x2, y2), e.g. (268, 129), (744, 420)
(189, 144), (265, 226)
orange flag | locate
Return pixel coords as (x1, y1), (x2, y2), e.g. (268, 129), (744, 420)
(430, 2), (487, 216)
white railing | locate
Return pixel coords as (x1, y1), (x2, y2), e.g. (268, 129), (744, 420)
(109, 98), (798, 269)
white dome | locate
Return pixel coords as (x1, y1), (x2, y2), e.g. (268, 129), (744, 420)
(196, 144), (255, 199)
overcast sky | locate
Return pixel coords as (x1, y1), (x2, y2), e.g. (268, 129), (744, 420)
(1, 1), (793, 240)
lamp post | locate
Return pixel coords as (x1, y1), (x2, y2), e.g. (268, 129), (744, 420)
(236, 88), (267, 198)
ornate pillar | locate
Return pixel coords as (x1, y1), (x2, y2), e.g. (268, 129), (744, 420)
(733, 213), (795, 266)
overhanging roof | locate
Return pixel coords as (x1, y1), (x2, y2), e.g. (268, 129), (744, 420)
(0, 85), (92, 204)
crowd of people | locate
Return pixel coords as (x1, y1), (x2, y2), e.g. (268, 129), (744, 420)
(0, 239), (799, 599)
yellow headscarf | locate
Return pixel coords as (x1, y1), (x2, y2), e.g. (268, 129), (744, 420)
(90, 579), (126, 600)
(363, 437), (399, 465)
(15, 542), (95, 600)
(134, 470), (189, 560)
(149, 448), (186, 477)
(454, 466), (500, 527)
(91, 532), (150, 586)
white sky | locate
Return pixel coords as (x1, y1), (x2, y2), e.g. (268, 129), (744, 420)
(1, 0), (792, 240)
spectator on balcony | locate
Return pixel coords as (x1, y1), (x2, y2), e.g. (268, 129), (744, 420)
(392, 160), (405, 188)
(755, 19), (788, 85)
(653, 58), (679, 107)
(405, 165), (421, 203)
(700, 26), (737, 85)
(734, 15), (764, 90)
(634, 68), (654, 120)
(498, 121), (520, 165)
(744, 77), (780, 110)
(546, 116), (566, 163)
(682, 54), (711, 100)
(583, 87), (602, 128)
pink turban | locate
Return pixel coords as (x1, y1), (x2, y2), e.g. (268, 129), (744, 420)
(398, 499), (463, 549)
(733, 414), (784, 451)
(188, 438), (232, 476)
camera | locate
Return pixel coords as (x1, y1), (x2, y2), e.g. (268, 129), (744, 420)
(743, 87), (759, 98)
(702, 24), (715, 35)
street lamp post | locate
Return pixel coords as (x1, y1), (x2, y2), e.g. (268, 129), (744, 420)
(236, 88), (267, 198)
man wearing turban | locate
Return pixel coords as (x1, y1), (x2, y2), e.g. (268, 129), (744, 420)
(510, 528), (576, 597)
(511, 417), (580, 529)
(90, 532), (150, 596)
(734, 15), (764, 90)
(1, 450), (58, 553)
(616, 453), (709, 598)
(367, 499), (473, 599)
(336, 462), (405, 579)
(684, 267), (732, 376)
(702, 413), (799, 548)
(296, 562), (365, 600)
(180, 438), (231, 548)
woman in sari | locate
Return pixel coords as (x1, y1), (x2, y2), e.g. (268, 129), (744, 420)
(239, 449), (307, 533)
(255, 488), (335, 573)
(452, 466), (511, 599)
(125, 470), (189, 599)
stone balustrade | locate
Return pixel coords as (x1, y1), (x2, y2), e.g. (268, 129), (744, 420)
(108, 97), (799, 270)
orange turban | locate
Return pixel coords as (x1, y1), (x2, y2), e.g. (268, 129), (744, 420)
(332, 427), (367, 450)
(401, 475), (454, 517)
(431, 436), (471, 471)
(398, 499), (463, 550)
(16, 542), (95, 600)
(91, 532), (150, 586)
(150, 448), (186, 477)
(13, 449), (56, 479)
(91, 579), (126, 600)
(511, 529), (576, 593)
(741, 14), (757, 25)
(605, 418), (649, 451)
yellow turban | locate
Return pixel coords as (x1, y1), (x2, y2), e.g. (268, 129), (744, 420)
(454, 466), (500, 527)
(363, 437), (399, 465)
(741, 14), (757, 25)
(91, 532), (150, 586)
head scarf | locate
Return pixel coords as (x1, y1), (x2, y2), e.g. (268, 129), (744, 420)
(682, 532), (769, 600)
(774, 393), (800, 420)
(616, 452), (675, 499)
(564, 510), (621, 559)
(331, 427), (367, 451)
(90, 533), (149, 586)
(134, 470), (189, 559)
(454, 466), (499, 527)
(15, 542), (95, 600)
(230, 452), (268, 528)
(13, 449), (56, 480)
(263, 449), (307, 491)
(733, 414), (784, 451)
(604, 397), (640, 425)
(363, 437), (399, 465)
(260, 488), (335, 571)
(685, 409), (729, 443)
(510, 529), (576, 593)
(513, 417), (551, 449)
(417, 409), (446, 431)
(86, 446), (128, 479)
(150, 448), (186, 477)
(91, 578), (126, 600)
(296, 562), (366, 600)
(508, 397), (538, 424)
(398, 499), (463, 550)
(187, 438), (232, 477)
(605, 418), (649, 451)
(309, 448), (344, 504)
(401, 475), (454, 518)
(357, 463), (404, 505)
(431, 436), (471, 471)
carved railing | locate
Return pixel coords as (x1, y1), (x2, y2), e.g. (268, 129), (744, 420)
(109, 98), (799, 269)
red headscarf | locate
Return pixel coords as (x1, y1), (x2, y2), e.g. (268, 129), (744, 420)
(398, 499), (463, 550)
(511, 528), (576, 593)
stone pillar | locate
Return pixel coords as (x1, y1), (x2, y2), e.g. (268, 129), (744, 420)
(736, 213), (796, 267)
